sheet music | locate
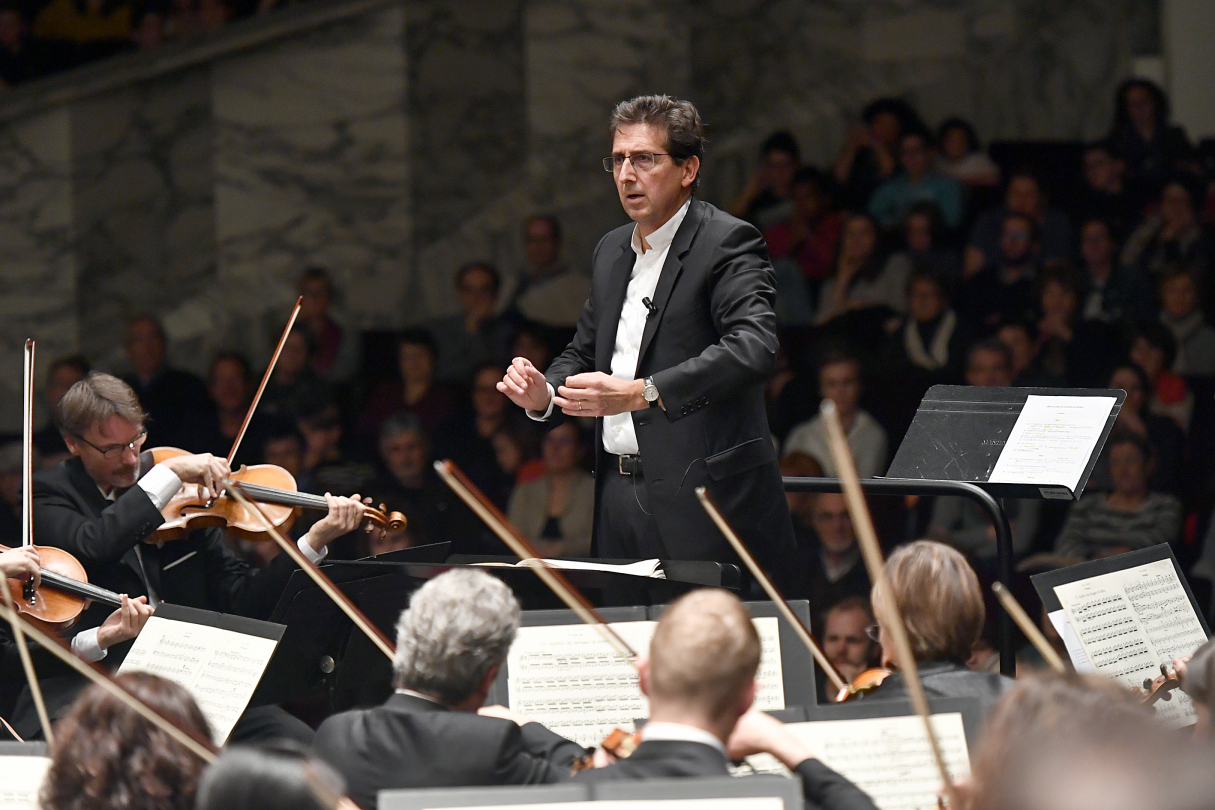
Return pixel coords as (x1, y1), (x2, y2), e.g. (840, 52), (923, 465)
(118, 615), (279, 744)
(443, 800), (784, 810)
(507, 618), (784, 747)
(0, 756), (50, 810)
(1054, 558), (1207, 727)
(746, 714), (970, 810)
(988, 395), (1116, 492)
(472, 559), (665, 578)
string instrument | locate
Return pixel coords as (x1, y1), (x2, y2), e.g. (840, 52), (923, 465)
(1141, 663), (1181, 706)
(840, 667), (895, 701)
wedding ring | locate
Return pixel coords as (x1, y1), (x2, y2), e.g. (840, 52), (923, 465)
(578, 401), (583, 410)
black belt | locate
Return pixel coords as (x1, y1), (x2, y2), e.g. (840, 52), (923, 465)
(610, 453), (643, 476)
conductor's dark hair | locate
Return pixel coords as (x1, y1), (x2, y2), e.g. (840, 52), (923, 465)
(760, 130), (799, 160)
(195, 743), (345, 810)
(609, 95), (705, 189)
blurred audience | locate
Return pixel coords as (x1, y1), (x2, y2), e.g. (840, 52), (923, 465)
(356, 329), (458, 456)
(964, 169), (1072, 277)
(934, 117), (1000, 188)
(507, 420), (593, 557)
(868, 127), (962, 230)
(121, 314), (212, 451)
(784, 350), (886, 478)
(508, 215), (588, 329)
(33, 353), (88, 464)
(834, 98), (923, 211)
(297, 267), (357, 381)
(731, 130), (800, 229)
(1107, 78), (1198, 202)
(817, 596), (878, 704)
(428, 262), (513, 385)
(816, 212), (907, 325)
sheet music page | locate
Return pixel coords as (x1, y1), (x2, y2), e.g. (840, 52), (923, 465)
(988, 395), (1116, 492)
(745, 714), (970, 810)
(1054, 558), (1207, 727)
(0, 756), (50, 810)
(118, 615), (279, 744)
(444, 800), (784, 810)
(1046, 610), (1095, 674)
(506, 618), (784, 747)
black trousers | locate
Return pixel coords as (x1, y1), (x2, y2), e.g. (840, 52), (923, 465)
(595, 469), (669, 561)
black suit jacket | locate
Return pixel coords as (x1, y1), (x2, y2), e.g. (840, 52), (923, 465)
(573, 739), (878, 810)
(312, 693), (586, 809)
(545, 198), (795, 573)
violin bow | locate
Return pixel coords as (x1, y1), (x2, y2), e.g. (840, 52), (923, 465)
(221, 481), (396, 661)
(434, 459), (638, 666)
(695, 487), (847, 694)
(821, 400), (961, 810)
(7, 338), (53, 745)
(991, 582), (1067, 674)
(227, 297), (302, 466)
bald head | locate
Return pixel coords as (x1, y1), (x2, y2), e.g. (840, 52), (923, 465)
(647, 589), (761, 723)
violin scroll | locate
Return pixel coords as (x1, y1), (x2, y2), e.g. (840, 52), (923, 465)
(1141, 663), (1181, 706)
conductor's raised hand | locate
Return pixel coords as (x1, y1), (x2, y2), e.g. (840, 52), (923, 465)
(555, 372), (646, 417)
(159, 452), (231, 501)
(497, 357), (552, 412)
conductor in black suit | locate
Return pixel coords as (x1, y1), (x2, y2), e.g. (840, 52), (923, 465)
(498, 95), (795, 578)
(574, 589), (878, 810)
(312, 569), (586, 809)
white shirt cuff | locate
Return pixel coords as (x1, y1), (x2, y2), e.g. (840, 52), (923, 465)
(137, 464), (183, 511)
(525, 384), (556, 422)
(297, 536), (328, 565)
(70, 627), (107, 663)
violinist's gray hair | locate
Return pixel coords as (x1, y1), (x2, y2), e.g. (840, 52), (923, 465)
(392, 569), (521, 705)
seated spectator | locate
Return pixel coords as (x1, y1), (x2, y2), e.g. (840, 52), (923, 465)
(297, 267), (357, 381)
(491, 420), (543, 486)
(1129, 320), (1192, 430)
(435, 364), (528, 508)
(816, 212), (907, 325)
(120, 314), (212, 451)
(890, 200), (961, 282)
(784, 350), (887, 478)
(964, 338), (1014, 388)
(1089, 363), (1184, 497)
(1159, 267), (1215, 375)
(40, 672), (210, 810)
(312, 570), (586, 809)
(128, 3), (164, 49)
(834, 97), (923, 211)
(1077, 217), (1152, 323)
(818, 596), (878, 704)
(934, 117), (1000, 187)
(1054, 432), (1181, 560)
(763, 166), (842, 285)
(507, 420), (593, 557)
(295, 397), (373, 531)
(1072, 139), (1144, 237)
(1030, 262), (1120, 387)
(995, 321), (1038, 385)
(196, 743), (346, 810)
(258, 327), (330, 422)
(790, 491), (870, 628)
(868, 128), (963, 230)
(730, 130), (800, 229)
(964, 170), (1073, 277)
(509, 322), (555, 374)
(1121, 177), (1213, 284)
(429, 262), (513, 385)
(507, 215), (589, 329)
(956, 212), (1040, 330)
(780, 451), (824, 538)
(883, 265), (967, 381)
(206, 352), (267, 466)
(33, 354), (88, 465)
(356, 329), (459, 457)
(1108, 78), (1198, 203)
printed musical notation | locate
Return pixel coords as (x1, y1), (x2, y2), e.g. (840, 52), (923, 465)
(507, 618), (785, 748)
(0, 756), (49, 810)
(746, 714), (969, 810)
(1054, 558), (1207, 728)
(118, 616), (279, 744)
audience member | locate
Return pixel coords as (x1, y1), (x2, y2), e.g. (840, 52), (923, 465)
(1054, 431), (1181, 560)
(258, 328), (329, 422)
(40, 672), (210, 810)
(818, 596), (878, 704)
(1072, 139), (1143, 236)
(868, 128), (962, 230)
(507, 420), (593, 557)
(120, 314), (212, 451)
(883, 265), (966, 381)
(1088, 363), (1184, 498)
(196, 743), (346, 810)
(33, 354), (89, 465)
(205, 352), (266, 466)
(934, 117), (1000, 187)
(1107, 78), (1198, 202)
(0, 442), (25, 544)
(1128, 320), (1192, 430)
(763, 166), (842, 285)
(491, 420), (543, 486)
(834, 97), (923, 211)
(356, 329), (459, 456)
(791, 491), (871, 627)
(509, 322), (555, 375)
(1030, 261), (1120, 387)
(297, 267), (357, 381)
(434, 364), (524, 508)
(0, 2), (51, 85)
(730, 130), (800, 229)
(428, 262), (513, 385)
(816, 212), (907, 325)
(890, 200), (961, 281)
(312, 570), (586, 809)
(956, 211), (1040, 330)
(862, 540), (1013, 716)
(995, 321), (1038, 384)
(508, 214), (589, 329)
(128, 4), (164, 49)
(964, 170), (1073, 277)
(1077, 217), (1151, 323)
(784, 351), (887, 478)
(1121, 177), (1213, 283)
(964, 338), (1014, 388)
(1159, 267), (1215, 375)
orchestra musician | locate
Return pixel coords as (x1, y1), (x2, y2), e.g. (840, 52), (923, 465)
(312, 569), (587, 809)
(573, 588), (879, 810)
(498, 95), (795, 585)
(197, 742), (347, 810)
(16, 372), (368, 742)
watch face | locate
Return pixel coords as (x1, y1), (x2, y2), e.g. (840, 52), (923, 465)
(644, 382), (658, 401)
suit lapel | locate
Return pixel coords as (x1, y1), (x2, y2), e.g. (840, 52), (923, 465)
(68, 455), (159, 592)
(636, 199), (706, 368)
(595, 241), (638, 372)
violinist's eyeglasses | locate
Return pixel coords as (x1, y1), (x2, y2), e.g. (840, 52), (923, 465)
(602, 152), (671, 173)
(75, 431), (147, 459)
(865, 623), (882, 643)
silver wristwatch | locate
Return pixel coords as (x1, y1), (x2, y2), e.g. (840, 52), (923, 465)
(643, 376), (659, 405)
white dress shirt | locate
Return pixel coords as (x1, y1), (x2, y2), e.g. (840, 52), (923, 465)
(640, 721), (728, 757)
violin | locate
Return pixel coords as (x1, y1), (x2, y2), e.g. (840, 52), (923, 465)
(2, 544), (123, 634)
(1142, 663), (1181, 706)
(571, 727), (642, 773)
(838, 666), (894, 702)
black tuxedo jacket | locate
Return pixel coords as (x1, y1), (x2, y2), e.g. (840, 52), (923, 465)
(546, 198), (795, 573)
(312, 693), (586, 809)
(573, 739), (878, 810)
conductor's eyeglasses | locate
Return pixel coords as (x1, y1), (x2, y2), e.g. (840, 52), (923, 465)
(76, 430), (147, 459)
(603, 152), (671, 173)
(865, 624), (882, 643)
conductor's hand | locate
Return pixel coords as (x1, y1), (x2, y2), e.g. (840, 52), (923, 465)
(497, 357), (551, 412)
(0, 547), (40, 590)
(726, 708), (816, 770)
(306, 493), (368, 552)
(96, 595), (153, 650)
(159, 453), (231, 501)
(555, 372), (646, 417)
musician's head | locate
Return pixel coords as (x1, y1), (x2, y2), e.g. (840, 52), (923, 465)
(124, 314), (167, 381)
(41, 672), (211, 810)
(608, 95), (703, 236)
(822, 596), (877, 683)
(870, 540), (983, 666)
(58, 372), (148, 491)
(197, 741), (344, 810)
(639, 588), (761, 742)
(392, 569), (520, 710)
